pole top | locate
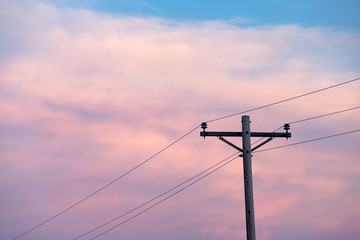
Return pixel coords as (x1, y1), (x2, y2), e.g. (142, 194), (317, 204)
(242, 115), (250, 123)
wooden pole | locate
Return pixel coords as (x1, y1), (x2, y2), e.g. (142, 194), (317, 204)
(200, 116), (291, 240)
(242, 115), (256, 240)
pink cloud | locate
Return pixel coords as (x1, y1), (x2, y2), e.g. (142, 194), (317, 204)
(1, 1), (360, 240)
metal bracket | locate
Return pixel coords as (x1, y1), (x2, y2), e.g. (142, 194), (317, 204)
(218, 136), (243, 152)
(251, 137), (273, 152)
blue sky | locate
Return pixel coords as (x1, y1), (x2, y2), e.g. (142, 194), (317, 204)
(48, 0), (360, 28)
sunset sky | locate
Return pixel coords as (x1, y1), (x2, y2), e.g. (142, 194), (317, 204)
(1, 1), (360, 240)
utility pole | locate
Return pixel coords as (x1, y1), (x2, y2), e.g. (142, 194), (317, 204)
(242, 115), (255, 240)
(200, 115), (291, 240)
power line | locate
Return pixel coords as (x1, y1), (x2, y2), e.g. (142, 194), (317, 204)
(288, 106), (360, 124)
(252, 105), (360, 146)
(12, 124), (200, 240)
(251, 126), (283, 146)
(79, 105), (360, 239)
(87, 155), (240, 240)
(81, 99), (360, 238)
(80, 128), (360, 240)
(12, 77), (359, 239)
(206, 77), (360, 123)
(72, 152), (240, 240)
(254, 129), (360, 153)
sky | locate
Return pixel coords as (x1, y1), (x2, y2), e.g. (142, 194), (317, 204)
(0, 1), (360, 240)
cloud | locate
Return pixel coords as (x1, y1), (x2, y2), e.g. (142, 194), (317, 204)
(0, 1), (360, 240)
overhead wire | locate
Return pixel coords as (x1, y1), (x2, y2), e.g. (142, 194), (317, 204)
(80, 127), (360, 240)
(12, 77), (359, 239)
(251, 105), (360, 146)
(87, 155), (240, 240)
(82, 101), (360, 238)
(71, 152), (241, 240)
(254, 129), (360, 153)
(251, 126), (283, 146)
(12, 124), (200, 240)
(205, 77), (359, 123)
(75, 107), (360, 239)
(288, 106), (360, 124)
